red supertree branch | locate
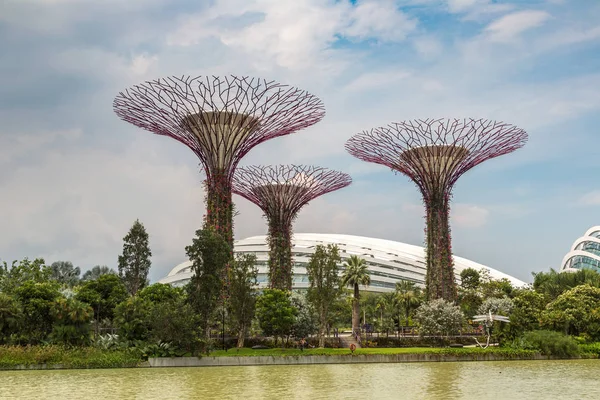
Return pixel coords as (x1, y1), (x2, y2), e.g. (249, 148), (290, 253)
(345, 118), (527, 302)
(232, 165), (352, 290)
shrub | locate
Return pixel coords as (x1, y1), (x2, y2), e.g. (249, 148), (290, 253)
(578, 342), (600, 357)
(515, 330), (579, 357)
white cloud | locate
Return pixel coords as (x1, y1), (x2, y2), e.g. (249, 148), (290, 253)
(452, 204), (490, 228)
(484, 10), (551, 42)
(167, 0), (416, 70)
(578, 191), (600, 206)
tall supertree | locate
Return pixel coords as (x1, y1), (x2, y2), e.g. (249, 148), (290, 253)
(233, 165), (352, 290)
(345, 119), (527, 301)
(113, 76), (325, 251)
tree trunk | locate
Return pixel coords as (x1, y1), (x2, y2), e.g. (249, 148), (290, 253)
(352, 283), (360, 335)
(237, 325), (245, 348)
(319, 313), (326, 348)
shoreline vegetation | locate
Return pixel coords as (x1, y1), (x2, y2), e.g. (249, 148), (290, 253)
(1, 345), (598, 370)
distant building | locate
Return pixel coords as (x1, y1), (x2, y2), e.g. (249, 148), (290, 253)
(158, 233), (526, 292)
(561, 226), (600, 273)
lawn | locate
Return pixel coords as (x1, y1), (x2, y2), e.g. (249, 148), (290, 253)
(211, 347), (456, 357)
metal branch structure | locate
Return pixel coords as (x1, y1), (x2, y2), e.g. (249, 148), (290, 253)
(113, 76), (325, 252)
(345, 118), (527, 301)
(233, 165), (352, 290)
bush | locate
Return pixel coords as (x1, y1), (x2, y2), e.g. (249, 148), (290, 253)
(0, 345), (141, 369)
(514, 330), (579, 357)
(578, 342), (600, 357)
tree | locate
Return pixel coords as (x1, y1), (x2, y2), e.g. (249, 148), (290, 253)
(340, 255), (370, 336)
(228, 254), (258, 348)
(0, 258), (51, 293)
(533, 268), (600, 301)
(306, 244), (341, 347)
(118, 219), (152, 296)
(415, 299), (464, 341)
(82, 265), (116, 281)
(376, 291), (399, 336)
(50, 297), (93, 346)
(138, 283), (184, 304)
(395, 280), (423, 330)
(0, 293), (22, 344)
(13, 281), (61, 344)
(478, 296), (514, 316)
(255, 289), (297, 345)
(50, 261), (81, 287)
(114, 296), (153, 342)
(75, 274), (128, 325)
(291, 292), (318, 339)
(508, 289), (545, 338)
(460, 268), (481, 290)
(150, 297), (203, 355)
(540, 284), (600, 340)
(185, 226), (231, 336)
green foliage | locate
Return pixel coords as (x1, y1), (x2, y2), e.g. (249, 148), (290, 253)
(460, 268), (481, 290)
(478, 270), (514, 299)
(578, 342), (600, 356)
(291, 292), (318, 339)
(0, 345), (141, 369)
(227, 254), (258, 348)
(185, 226), (231, 334)
(0, 293), (22, 343)
(341, 254), (370, 335)
(49, 261), (80, 287)
(0, 258), (51, 294)
(149, 297), (203, 355)
(256, 289), (297, 343)
(508, 289), (545, 338)
(514, 330), (580, 357)
(307, 244), (341, 347)
(415, 298), (464, 339)
(533, 268), (600, 301)
(81, 266), (116, 281)
(76, 274), (128, 322)
(50, 298), (93, 346)
(114, 297), (153, 342)
(118, 219), (152, 296)
(396, 280), (423, 327)
(540, 284), (600, 339)
(137, 283), (184, 304)
(13, 281), (61, 344)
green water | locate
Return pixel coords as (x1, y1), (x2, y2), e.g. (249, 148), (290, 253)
(1, 360), (598, 399)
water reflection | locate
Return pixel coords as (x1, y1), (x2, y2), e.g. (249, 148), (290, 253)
(0, 360), (598, 400)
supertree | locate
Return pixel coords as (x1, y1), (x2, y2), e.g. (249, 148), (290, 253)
(113, 76), (325, 252)
(232, 165), (352, 290)
(345, 119), (527, 302)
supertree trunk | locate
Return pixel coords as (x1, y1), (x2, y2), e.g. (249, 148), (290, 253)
(424, 190), (457, 302)
(267, 214), (294, 291)
(204, 173), (234, 250)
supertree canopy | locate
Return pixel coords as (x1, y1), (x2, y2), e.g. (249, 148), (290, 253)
(345, 118), (527, 301)
(233, 165), (352, 290)
(113, 76), (325, 251)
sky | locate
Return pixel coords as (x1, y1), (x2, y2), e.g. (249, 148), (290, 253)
(1, 0), (599, 284)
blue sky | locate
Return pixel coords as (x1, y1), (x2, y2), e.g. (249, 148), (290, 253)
(0, 0), (598, 283)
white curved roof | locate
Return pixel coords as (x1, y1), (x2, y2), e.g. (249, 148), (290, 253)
(561, 226), (600, 272)
(158, 233), (526, 291)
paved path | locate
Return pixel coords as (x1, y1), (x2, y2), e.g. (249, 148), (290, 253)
(339, 333), (361, 349)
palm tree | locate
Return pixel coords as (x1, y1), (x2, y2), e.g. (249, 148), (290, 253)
(82, 265), (116, 281)
(341, 255), (370, 336)
(395, 280), (422, 335)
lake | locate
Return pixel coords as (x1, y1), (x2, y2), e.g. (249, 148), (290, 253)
(1, 359), (598, 399)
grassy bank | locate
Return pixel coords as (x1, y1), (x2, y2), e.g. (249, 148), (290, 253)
(0, 346), (141, 369)
(209, 347), (541, 359)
